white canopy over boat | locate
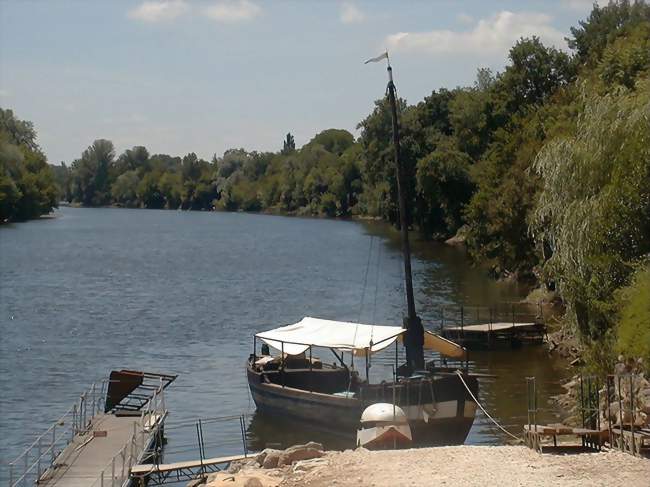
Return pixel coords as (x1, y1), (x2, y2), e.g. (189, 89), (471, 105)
(256, 316), (404, 356)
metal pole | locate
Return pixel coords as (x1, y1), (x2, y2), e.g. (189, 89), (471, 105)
(309, 346), (313, 392)
(630, 375), (635, 455)
(72, 404), (77, 436)
(111, 455), (115, 487)
(460, 305), (464, 337)
(281, 341), (285, 388)
(24, 450), (28, 487)
(37, 437), (42, 481)
(52, 425), (56, 463)
(100, 471), (104, 487)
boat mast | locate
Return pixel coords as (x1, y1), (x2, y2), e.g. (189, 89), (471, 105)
(385, 58), (424, 373)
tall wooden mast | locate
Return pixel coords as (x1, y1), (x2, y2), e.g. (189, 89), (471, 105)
(385, 59), (424, 373)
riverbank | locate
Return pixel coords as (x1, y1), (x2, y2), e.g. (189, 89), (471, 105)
(207, 445), (648, 487)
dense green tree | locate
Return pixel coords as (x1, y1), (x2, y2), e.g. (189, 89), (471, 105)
(569, 0), (650, 65)
(0, 109), (57, 222)
(70, 139), (115, 206)
(532, 80), (650, 339)
(281, 133), (295, 155)
(111, 170), (140, 207)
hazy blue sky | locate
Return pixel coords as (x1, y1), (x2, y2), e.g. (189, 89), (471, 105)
(0, 1), (596, 164)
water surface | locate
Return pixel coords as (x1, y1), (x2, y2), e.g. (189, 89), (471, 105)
(0, 207), (569, 480)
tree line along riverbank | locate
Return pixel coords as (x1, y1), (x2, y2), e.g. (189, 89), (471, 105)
(1, 2), (649, 371)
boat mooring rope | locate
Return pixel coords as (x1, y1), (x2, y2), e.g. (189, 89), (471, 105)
(455, 370), (522, 442)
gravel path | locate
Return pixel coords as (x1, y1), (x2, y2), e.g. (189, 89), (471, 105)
(279, 446), (649, 487)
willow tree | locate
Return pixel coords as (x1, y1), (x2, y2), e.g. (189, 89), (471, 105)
(532, 80), (650, 341)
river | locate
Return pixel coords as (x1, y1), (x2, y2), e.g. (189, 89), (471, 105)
(0, 207), (570, 480)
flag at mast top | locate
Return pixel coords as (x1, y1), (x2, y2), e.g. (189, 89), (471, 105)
(364, 51), (390, 66)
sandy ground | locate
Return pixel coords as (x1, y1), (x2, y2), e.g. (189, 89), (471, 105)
(281, 446), (649, 487)
(208, 446), (650, 487)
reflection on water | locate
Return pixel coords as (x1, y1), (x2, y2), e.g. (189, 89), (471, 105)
(0, 208), (569, 481)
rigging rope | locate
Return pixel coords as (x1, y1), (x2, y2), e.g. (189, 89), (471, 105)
(356, 236), (375, 324)
(371, 241), (382, 324)
(455, 370), (522, 442)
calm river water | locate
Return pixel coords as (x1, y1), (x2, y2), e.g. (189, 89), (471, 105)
(0, 207), (569, 479)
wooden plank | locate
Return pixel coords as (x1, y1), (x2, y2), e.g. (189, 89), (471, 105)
(131, 454), (250, 475)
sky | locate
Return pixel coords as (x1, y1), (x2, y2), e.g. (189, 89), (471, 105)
(0, 0), (597, 165)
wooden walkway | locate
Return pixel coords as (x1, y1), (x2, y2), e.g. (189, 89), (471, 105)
(38, 413), (159, 487)
(131, 454), (250, 485)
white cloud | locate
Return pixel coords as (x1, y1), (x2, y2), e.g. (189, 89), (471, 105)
(386, 11), (567, 56)
(340, 2), (366, 24)
(128, 0), (189, 23)
(0, 89), (10, 98)
(203, 0), (261, 23)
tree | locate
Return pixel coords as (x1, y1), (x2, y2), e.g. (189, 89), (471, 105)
(568, 0), (650, 65)
(0, 108), (57, 221)
(70, 139), (115, 206)
(282, 133), (295, 155)
(416, 138), (473, 238)
(111, 170), (140, 207)
(532, 80), (650, 339)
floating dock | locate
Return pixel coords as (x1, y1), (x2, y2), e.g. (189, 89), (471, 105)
(9, 370), (176, 487)
(439, 304), (547, 350)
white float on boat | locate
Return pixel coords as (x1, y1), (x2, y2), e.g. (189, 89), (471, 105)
(356, 403), (412, 449)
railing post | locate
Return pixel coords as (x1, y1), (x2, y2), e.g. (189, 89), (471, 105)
(37, 437), (42, 481)
(9, 462), (14, 487)
(121, 446), (126, 484)
(111, 455), (115, 487)
(51, 425), (56, 463)
(100, 471), (104, 487)
(92, 383), (96, 417)
(24, 450), (28, 487)
(72, 403), (77, 436)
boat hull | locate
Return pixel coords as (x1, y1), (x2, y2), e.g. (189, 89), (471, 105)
(246, 367), (478, 446)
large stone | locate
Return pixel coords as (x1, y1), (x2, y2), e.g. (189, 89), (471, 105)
(262, 451), (281, 469)
(277, 446), (323, 467)
(255, 448), (281, 467)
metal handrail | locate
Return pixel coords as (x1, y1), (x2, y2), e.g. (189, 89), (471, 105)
(8, 380), (107, 487)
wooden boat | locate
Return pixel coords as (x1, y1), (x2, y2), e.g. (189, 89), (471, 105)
(246, 55), (479, 446)
(247, 317), (478, 446)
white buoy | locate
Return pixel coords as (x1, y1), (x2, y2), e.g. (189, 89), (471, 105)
(356, 403), (412, 449)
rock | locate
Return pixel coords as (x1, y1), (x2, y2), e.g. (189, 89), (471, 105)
(228, 461), (243, 474)
(277, 443), (324, 467)
(292, 458), (328, 473)
(262, 452), (281, 469)
(243, 479), (263, 487)
(255, 448), (281, 468)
